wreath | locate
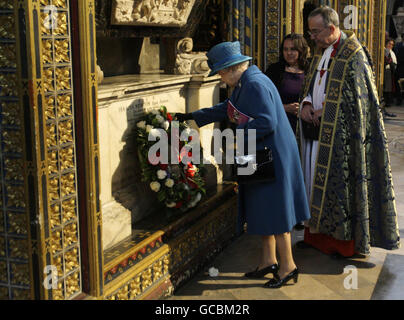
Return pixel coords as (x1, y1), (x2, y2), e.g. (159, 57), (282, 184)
(135, 106), (206, 213)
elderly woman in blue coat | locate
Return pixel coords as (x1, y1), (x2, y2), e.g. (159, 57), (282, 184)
(176, 41), (310, 288)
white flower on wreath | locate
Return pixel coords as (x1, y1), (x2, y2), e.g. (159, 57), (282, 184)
(149, 128), (161, 139)
(146, 124), (153, 133)
(157, 170), (167, 180)
(165, 178), (174, 188)
(136, 120), (146, 129)
(150, 181), (161, 192)
(166, 202), (176, 208)
(155, 114), (164, 123)
(151, 109), (160, 115)
(162, 120), (170, 131)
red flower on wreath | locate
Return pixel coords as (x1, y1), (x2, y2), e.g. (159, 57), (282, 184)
(175, 201), (183, 208)
(167, 112), (173, 122)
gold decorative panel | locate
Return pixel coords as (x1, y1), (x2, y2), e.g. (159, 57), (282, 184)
(38, 0), (81, 300)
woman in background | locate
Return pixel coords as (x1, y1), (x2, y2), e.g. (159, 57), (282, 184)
(265, 33), (310, 231)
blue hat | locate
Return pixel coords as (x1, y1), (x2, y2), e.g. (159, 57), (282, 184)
(207, 41), (253, 76)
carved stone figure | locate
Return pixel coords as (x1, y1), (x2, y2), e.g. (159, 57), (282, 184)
(174, 38), (210, 75)
(111, 0), (196, 27)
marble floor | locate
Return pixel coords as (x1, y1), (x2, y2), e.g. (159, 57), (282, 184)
(168, 106), (404, 300)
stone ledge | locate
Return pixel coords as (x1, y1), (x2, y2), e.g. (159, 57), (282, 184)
(101, 182), (238, 299)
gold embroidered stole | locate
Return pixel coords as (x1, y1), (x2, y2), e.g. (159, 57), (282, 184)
(302, 32), (362, 231)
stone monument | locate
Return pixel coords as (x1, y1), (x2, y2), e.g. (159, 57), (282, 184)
(96, 1), (225, 251)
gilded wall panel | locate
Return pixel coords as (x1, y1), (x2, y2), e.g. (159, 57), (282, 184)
(0, 1), (31, 299)
(38, 0), (81, 299)
(266, 0), (280, 67)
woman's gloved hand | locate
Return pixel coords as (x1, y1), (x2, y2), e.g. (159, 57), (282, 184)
(175, 113), (193, 122)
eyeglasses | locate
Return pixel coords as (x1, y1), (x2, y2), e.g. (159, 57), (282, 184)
(308, 27), (328, 36)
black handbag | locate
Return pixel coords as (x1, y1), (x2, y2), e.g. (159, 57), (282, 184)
(235, 147), (275, 184)
(302, 118), (321, 140)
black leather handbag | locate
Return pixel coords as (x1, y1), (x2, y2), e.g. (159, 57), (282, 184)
(235, 147), (275, 184)
(302, 118), (321, 140)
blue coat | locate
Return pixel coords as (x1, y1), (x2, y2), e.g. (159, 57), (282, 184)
(192, 65), (310, 235)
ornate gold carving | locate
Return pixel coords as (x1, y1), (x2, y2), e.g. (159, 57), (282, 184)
(49, 177), (59, 201)
(141, 267), (152, 291)
(4, 158), (24, 182)
(163, 255), (170, 274)
(40, 0), (51, 7)
(52, 0), (68, 9)
(0, 43), (16, 68)
(53, 12), (68, 36)
(51, 231), (62, 254)
(55, 67), (71, 91)
(7, 212), (27, 235)
(53, 254), (64, 276)
(42, 40), (53, 64)
(54, 40), (70, 63)
(45, 96), (56, 120)
(0, 15), (15, 39)
(6, 185), (25, 208)
(129, 276), (142, 299)
(0, 73), (17, 97)
(57, 95), (72, 117)
(50, 204), (61, 229)
(62, 197), (76, 223)
(65, 271), (80, 298)
(60, 146), (74, 171)
(9, 238), (29, 260)
(64, 247), (79, 273)
(153, 260), (163, 282)
(63, 222), (78, 248)
(1, 102), (21, 126)
(10, 262), (30, 286)
(48, 151), (58, 175)
(46, 123), (57, 148)
(58, 120), (73, 144)
(60, 173), (75, 197)
(43, 68), (55, 92)
(117, 285), (129, 300)
(51, 281), (64, 300)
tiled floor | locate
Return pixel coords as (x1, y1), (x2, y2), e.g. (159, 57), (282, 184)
(169, 106), (404, 300)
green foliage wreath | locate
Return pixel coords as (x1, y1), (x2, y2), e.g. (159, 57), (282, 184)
(135, 106), (206, 213)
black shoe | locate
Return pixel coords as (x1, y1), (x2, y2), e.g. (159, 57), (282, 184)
(244, 264), (279, 278)
(294, 223), (305, 231)
(263, 268), (299, 288)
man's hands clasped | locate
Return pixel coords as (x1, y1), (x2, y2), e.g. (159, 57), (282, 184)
(300, 102), (322, 126)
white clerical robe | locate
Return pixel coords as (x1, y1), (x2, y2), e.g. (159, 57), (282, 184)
(300, 43), (335, 203)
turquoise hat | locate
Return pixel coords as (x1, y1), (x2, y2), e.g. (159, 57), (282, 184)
(207, 41), (253, 76)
